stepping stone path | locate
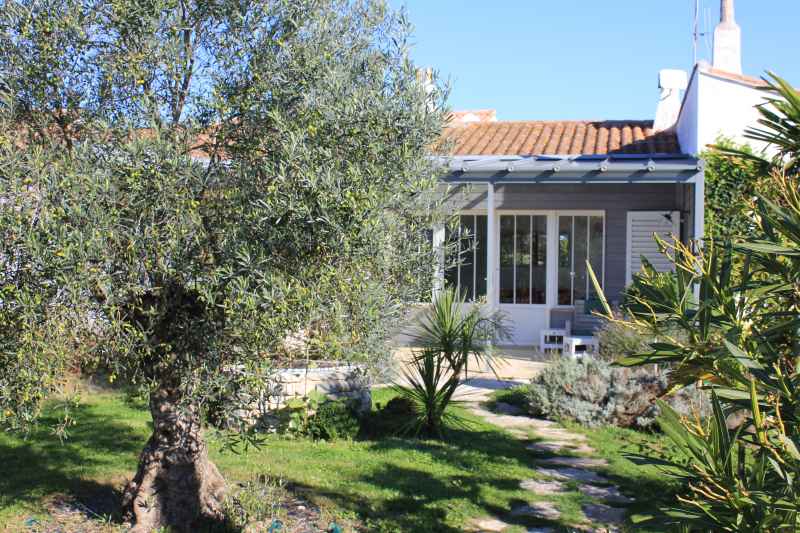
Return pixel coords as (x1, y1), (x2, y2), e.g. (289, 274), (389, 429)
(464, 401), (632, 532)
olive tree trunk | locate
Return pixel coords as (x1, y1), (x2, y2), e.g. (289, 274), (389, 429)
(122, 387), (227, 532)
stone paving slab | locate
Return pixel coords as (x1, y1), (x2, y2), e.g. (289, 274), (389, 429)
(523, 417), (561, 430)
(519, 478), (567, 495)
(510, 501), (561, 521)
(464, 517), (512, 532)
(535, 467), (607, 484)
(530, 426), (588, 442)
(540, 456), (609, 469)
(578, 484), (633, 504)
(582, 503), (627, 525)
(527, 441), (596, 455)
(467, 405), (540, 430)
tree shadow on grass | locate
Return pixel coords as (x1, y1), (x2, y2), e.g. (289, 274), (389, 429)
(348, 412), (681, 532)
(290, 465), (515, 533)
(276, 425), (572, 532)
(0, 401), (147, 523)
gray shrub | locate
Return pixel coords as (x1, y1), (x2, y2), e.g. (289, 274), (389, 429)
(527, 357), (707, 429)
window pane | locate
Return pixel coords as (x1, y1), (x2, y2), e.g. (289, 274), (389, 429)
(558, 216), (572, 305)
(475, 215), (488, 299)
(444, 224), (458, 292)
(515, 216), (532, 304)
(459, 215), (475, 300)
(532, 215), (547, 304)
(588, 216), (604, 299)
(573, 216), (588, 303)
(499, 215), (515, 303)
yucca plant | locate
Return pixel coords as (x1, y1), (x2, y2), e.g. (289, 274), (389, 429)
(396, 287), (506, 438)
(590, 73), (800, 532)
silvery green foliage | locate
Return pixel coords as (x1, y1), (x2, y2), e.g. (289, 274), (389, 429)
(527, 357), (707, 429)
(527, 357), (610, 427)
(0, 0), (448, 433)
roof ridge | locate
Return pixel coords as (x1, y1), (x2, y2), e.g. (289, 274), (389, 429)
(446, 119), (655, 128)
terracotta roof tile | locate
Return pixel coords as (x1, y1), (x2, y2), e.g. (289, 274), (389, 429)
(439, 119), (682, 156)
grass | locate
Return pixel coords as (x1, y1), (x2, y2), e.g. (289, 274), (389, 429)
(571, 422), (689, 532)
(0, 386), (688, 532)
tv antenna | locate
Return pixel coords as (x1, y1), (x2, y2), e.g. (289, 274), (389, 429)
(691, 0), (712, 64)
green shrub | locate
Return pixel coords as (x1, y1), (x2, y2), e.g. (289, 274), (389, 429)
(491, 386), (530, 411)
(223, 472), (288, 528)
(527, 357), (707, 429)
(362, 395), (418, 438)
(306, 400), (360, 441)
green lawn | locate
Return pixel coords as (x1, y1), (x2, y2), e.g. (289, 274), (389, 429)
(0, 387), (684, 532)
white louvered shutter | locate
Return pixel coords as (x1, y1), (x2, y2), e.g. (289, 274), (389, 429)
(626, 211), (680, 284)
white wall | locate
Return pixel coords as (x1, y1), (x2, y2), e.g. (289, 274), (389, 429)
(697, 73), (769, 153)
(678, 67), (770, 155)
(676, 69), (700, 154)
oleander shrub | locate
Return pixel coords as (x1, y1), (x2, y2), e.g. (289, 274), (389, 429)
(526, 357), (707, 429)
(590, 75), (800, 530)
(594, 314), (653, 362)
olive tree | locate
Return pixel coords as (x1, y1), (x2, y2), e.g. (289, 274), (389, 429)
(0, 0), (446, 529)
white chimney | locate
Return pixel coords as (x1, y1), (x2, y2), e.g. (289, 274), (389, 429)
(653, 69), (688, 132)
(712, 0), (742, 74)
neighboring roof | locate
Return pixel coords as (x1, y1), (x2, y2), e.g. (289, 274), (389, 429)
(703, 66), (767, 87)
(440, 120), (682, 156)
(448, 109), (497, 124)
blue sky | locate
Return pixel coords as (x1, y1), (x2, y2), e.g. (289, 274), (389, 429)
(388, 1), (800, 121)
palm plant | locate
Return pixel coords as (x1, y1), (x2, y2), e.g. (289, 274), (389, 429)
(396, 288), (506, 438)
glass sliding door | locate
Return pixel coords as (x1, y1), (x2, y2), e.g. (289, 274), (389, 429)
(557, 214), (604, 306)
(558, 217), (573, 305)
(499, 216), (515, 303)
(588, 216), (604, 299)
(444, 214), (488, 301)
(499, 214), (547, 304)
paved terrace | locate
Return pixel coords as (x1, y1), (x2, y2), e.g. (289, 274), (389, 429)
(391, 346), (550, 402)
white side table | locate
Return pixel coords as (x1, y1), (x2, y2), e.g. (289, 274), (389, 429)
(540, 329), (567, 354)
(563, 335), (598, 358)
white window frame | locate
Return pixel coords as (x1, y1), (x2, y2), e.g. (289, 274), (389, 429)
(497, 211), (550, 307)
(441, 209), (606, 309)
(446, 211), (488, 302)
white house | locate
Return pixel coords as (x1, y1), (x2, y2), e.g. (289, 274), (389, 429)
(432, 0), (775, 347)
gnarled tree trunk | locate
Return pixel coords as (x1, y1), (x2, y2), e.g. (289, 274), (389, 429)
(123, 387), (227, 532)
